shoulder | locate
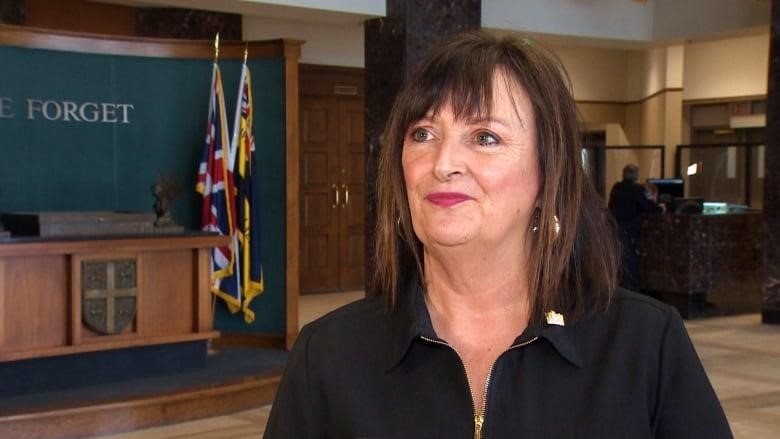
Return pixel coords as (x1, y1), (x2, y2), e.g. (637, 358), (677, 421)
(578, 288), (681, 350)
(307, 295), (384, 327)
(630, 182), (647, 193)
(295, 296), (387, 349)
(608, 288), (678, 329)
(609, 181), (626, 193)
(284, 296), (397, 383)
(610, 288), (673, 316)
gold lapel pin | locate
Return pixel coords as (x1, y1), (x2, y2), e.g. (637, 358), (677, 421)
(545, 310), (565, 326)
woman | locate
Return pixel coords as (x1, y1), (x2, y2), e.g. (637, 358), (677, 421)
(265, 31), (731, 438)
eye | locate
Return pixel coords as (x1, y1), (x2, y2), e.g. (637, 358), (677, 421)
(475, 131), (499, 147)
(410, 127), (433, 142)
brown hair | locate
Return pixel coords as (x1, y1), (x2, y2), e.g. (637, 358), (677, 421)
(373, 30), (620, 322)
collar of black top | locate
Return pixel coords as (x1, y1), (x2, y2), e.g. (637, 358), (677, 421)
(385, 280), (583, 370)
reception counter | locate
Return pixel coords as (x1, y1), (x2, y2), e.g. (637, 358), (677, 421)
(640, 212), (763, 318)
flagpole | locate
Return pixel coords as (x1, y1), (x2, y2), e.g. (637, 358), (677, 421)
(214, 32), (220, 64)
(243, 43), (248, 65)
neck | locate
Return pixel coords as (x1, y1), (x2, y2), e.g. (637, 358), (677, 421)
(422, 241), (531, 319)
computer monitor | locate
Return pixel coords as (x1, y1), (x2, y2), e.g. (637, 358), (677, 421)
(646, 178), (684, 201)
(646, 178), (684, 211)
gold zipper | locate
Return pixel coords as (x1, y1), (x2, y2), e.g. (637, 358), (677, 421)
(421, 335), (539, 439)
(474, 413), (484, 439)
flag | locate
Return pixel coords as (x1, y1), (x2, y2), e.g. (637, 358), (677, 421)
(196, 63), (240, 313)
(230, 63), (264, 323)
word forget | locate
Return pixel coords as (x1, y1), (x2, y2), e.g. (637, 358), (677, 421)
(0, 97), (134, 124)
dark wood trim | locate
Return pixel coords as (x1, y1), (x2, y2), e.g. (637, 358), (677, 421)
(0, 372), (281, 438)
(683, 94), (767, 106)
(577, 87), (684, 106)
(0, 234), (229, 256)
(300, 63), (366, 97)
(0, 23), (297, 59)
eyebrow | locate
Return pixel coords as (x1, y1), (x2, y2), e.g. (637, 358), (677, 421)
(468, 116), (525, 130)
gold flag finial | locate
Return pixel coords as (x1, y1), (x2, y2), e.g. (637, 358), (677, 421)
(243, 43), (248, 64)
(214, 32), (220, 63)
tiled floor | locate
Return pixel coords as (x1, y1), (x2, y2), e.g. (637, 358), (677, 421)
(99, 291), (364, 439)
(686, 313), (780, 438)
(101, 294), (780, 438)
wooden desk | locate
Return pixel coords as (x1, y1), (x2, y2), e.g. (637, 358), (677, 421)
(0, 233), (226, 362)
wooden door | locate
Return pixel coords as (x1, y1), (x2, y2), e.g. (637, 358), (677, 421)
(300, 91), (365, 293)
(300, 96), (341, 292)
(338, 98), (365, 290)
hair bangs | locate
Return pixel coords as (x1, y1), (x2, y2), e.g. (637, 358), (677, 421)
(408, 50), (499, 125)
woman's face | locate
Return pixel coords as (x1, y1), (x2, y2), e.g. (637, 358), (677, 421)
(402, 70), (541, 254)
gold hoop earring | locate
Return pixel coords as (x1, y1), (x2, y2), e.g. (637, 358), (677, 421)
(531, 208), (541, 233)
(532, 209), (560, 236)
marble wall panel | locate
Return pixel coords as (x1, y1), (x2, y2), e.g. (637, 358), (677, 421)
(764, 0), (780, 323)
(364, 0), (480, 293)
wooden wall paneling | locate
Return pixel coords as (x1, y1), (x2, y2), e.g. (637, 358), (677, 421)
(135, 252), (145, 338)
(0, 235), (225, 362)
(285, 40), (302, 350)
(70, 253), (82, 347)
(0, 24), (304, 350)
(3, 255), (68, 353)
(299, 64), (365, 97)
(0, 235), (228, 257)
(0, 24), (288, 59)
(196, 248), (212, 333)
(141, 249), (194, 337)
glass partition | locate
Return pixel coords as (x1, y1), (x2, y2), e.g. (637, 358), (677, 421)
(582, 145), (665, 199)
(676, 143), (764, 209)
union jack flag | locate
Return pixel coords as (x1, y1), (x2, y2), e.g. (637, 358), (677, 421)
(196, 63), (240, 312)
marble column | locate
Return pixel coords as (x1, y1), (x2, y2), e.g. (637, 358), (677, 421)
(763, 0), (780, 324)
(364, 0), (480, 294)
(135, 8), (241, 40)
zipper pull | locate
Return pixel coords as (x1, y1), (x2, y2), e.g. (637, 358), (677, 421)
(474, 414), (484, 439)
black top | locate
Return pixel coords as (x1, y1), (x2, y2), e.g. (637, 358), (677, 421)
(608, 179), (663, 238)
(264, 285), (731, 438)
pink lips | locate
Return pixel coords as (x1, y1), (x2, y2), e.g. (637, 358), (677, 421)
(425, 192), (473, 207)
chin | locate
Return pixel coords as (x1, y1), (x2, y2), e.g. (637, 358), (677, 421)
(424, 228), (474, 247)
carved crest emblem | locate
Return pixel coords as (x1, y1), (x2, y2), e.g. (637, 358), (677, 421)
(82, 259), (137, 335)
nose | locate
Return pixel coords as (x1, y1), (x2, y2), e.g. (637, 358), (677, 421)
(433, 136), (465, 182)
